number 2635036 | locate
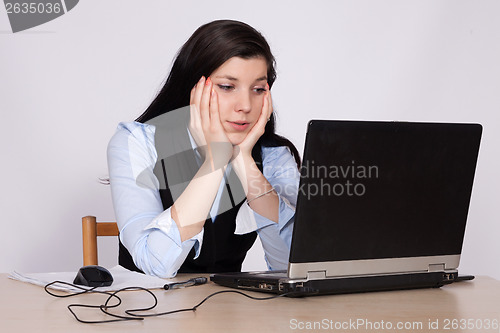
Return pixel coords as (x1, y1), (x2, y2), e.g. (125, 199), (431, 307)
(5, 2), (62, 14)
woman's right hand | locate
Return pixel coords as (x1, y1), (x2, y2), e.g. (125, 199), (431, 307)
(189, 76), (232, 170)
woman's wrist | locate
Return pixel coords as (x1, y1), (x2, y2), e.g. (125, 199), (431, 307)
(202, 145), (232, 171)
(231, 150), (254, 174)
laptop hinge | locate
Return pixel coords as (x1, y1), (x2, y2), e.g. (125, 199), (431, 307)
(428, 263), (446, 272)
(307, 270), (327, 280)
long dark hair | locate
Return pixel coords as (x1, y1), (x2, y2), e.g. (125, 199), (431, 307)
(136, 19), (300, 168)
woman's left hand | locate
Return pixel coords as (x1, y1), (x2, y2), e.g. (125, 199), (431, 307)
(233, 85), (273, 159)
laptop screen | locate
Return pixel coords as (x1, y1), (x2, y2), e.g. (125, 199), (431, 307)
(290, 120), (482, 264)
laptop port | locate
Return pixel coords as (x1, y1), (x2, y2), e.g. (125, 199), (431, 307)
(259, 283), (274, 290)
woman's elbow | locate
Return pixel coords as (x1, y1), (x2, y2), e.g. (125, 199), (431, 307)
(130, 238), (180, 278)
(134, 251), (178, 278)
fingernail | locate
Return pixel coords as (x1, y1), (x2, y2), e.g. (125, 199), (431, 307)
(266, 83), (269, 90)
(211, 88), (215, 97)
(199, 76), (204, 83)
(206, 77), (211, 86)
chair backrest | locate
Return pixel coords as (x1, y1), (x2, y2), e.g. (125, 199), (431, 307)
(81, 216), (119, 266)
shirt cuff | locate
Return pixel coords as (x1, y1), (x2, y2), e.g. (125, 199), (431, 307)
(144, 208), (204, 259)
(234, 192), (295, 235)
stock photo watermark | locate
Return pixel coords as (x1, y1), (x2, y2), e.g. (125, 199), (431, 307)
(3, 0), (79, 33)
(289, 317), (500, 331)
(268, 160), (379, 200)
(298, 160), (379, 199)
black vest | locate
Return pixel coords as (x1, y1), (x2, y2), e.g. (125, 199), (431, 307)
(119, 109), (259, 273)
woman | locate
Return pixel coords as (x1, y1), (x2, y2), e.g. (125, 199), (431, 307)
(107, 20), (301, 278)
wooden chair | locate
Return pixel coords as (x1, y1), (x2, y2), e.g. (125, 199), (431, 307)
(81, 216), (119, 266)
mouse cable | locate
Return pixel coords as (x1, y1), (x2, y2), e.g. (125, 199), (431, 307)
(44, 281), (303, 324)
(125, 289), (290, 318)
(45, 281), (146, 323)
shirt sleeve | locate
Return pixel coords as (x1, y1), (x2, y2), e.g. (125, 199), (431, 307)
(107, 122), (203, 278)
(235, 146), (300, 270)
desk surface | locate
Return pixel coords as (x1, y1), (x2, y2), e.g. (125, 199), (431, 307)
(2, 274), (500, 332)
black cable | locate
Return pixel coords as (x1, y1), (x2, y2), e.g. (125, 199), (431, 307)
(44, 281), (99, 297)
(125, 289), (287, 318)
(45, 281), (143, 323)
(99, 287), (157, 322)
(44, 281), (299, 324)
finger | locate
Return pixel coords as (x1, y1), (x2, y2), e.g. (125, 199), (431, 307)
(190, 84), (195, 104)
(200, 77), (212, 125)
(189, 99), (200, 129)
(189, 78), (207, 146)
(190, 85), (197, 116)
(262, 91), (271, 123)
(257, 90), (269, 122)
(248, 91), (269, 136)
(192, 76), (205, 101)
(266, 84), (273, 120)
(209, 88), (221, 125)
(191, 76), (205, 111)
(190, 81), (202, 128)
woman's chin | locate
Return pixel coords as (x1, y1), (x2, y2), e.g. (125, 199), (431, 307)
(227, 133), (246, 146)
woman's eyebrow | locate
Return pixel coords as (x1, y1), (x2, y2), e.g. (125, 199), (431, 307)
(214, 75), (238, 81)
(213, 75), (268, 82)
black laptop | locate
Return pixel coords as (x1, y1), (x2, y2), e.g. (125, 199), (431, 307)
(210, 120), (482, 296)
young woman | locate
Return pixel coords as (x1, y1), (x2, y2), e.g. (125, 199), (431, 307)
(107, 20), (301, 278)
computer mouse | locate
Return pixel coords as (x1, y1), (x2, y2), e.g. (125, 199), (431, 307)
(73, 265), (113, 287)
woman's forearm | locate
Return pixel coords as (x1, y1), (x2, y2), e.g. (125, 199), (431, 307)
(232, 153), (279, 223)
(171, 160), (226, 241)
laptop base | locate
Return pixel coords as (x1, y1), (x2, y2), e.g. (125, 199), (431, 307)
(210, 271), (458, 297)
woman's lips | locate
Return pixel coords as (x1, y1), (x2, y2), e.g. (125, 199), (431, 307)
(228, 121), (250, 131)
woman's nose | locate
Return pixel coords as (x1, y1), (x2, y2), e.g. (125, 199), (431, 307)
(234, 91), (252, 113)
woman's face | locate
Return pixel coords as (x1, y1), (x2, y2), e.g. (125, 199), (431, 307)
(210, 56), (268, 146)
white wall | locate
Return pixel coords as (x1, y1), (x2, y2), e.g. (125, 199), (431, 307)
(1, 0), (498, 279)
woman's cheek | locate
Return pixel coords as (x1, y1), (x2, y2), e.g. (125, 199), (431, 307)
(216, 97), (231, 120)
(253, 96), (264, 113)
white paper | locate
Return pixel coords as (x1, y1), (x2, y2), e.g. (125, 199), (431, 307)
(8, 265), (168, 292)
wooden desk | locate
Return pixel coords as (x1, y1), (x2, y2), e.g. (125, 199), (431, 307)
(2, 274), (500, 332)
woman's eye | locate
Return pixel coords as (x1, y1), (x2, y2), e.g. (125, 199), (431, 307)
(217, 84), (234, 91)
(254, 87), (267, 94)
